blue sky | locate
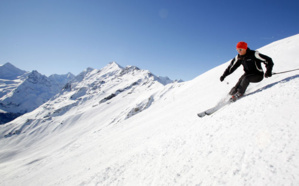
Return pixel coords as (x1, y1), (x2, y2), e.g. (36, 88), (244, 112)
(0, 0), (298, 81)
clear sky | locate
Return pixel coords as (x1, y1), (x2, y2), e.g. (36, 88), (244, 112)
(0, 0), (298, 81)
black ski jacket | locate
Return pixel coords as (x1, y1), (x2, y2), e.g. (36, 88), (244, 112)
(222, 48), (274, 77)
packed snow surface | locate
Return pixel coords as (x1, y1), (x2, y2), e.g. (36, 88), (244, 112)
(0, 34), (299, 185)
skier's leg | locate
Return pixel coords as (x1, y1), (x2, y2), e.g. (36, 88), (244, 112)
(238, 74), (263, 94)
(229, 74), (246, 95)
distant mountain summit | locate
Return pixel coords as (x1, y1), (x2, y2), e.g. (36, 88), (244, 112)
(0, 62), (27, 80)
(0, 63), (74, 124)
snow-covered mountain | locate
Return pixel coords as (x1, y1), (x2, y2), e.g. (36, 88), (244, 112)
(0, 62), (27, 80)
(21, 61), (176, 126)
(0, 63), (27, 98)
(0, 63), (74, 124)
(0, 34), (299, 186)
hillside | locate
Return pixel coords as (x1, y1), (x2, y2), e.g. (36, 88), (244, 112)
(0, 34), (299, 185)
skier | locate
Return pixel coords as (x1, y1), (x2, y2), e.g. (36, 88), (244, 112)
(220, 41), (274, 101)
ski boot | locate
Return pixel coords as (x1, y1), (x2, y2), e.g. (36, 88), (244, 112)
(230, 92), (243, 102)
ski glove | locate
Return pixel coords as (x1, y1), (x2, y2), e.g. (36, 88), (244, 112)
(220, 75), (225, 82)
(265, 70), (272, 78)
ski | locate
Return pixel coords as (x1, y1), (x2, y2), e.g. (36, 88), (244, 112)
(197, 94), (244, 118)
(197, 100), (231, 118)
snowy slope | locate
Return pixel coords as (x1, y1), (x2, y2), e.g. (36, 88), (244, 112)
(0, 34), (299, 186)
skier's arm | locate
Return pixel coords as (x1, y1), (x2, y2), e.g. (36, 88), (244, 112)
(220, 57), (241, 81)
(255, 52), (274, 77)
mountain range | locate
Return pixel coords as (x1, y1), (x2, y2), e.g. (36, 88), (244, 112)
(0, 62), (177, 124)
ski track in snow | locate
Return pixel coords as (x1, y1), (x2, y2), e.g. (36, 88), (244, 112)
(0, 35), (299, 186)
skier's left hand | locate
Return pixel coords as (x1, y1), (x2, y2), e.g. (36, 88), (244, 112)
(265, 70), (272, 78)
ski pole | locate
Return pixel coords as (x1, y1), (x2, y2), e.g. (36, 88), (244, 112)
(272, 68), (299, 75)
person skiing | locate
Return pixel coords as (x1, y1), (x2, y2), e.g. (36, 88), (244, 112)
(220, 41), (274, 101)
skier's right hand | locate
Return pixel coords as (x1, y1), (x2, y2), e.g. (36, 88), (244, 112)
(220, 75), (225, 82)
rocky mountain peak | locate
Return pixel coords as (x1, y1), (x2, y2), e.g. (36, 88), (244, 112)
(0, 62), (27, 80)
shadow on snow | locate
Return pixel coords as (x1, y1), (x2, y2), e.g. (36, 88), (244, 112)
(247, 74), (299, 96)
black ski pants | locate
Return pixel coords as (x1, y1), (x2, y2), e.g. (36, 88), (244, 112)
(229, 73), (264, 95)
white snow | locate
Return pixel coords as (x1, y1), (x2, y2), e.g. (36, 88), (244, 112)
(0, 34), (299, 186)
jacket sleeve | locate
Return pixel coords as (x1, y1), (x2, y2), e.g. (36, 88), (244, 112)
(222, 56), (241, 77)
(255, 52), (274, 73)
